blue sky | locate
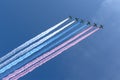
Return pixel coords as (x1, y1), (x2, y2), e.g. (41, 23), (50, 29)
(0, 0), (120, 80)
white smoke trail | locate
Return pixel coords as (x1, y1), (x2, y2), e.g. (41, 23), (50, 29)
(0, 18), (70, 63)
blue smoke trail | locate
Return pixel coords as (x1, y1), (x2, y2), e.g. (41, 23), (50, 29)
(0, 18), (71, 68)
(0, 20), (75, 73)
(0, 24), (88, 79)
(0, 21), (76, 74)
(0, 18), (70, 63)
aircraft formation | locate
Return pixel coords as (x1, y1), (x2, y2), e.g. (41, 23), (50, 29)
(0, 16), (102, 80)
(69, 16), (103, 29)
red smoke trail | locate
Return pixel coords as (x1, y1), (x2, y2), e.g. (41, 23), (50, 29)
(4, 26), (93, 80)
(11, 28), (99, 80)
(4, 27), (99, 80)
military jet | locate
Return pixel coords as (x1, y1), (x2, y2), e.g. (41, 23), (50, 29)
(93, 23), (97, 27)
(69, 16), (72, 19)
(75, 18), (79, 22)
(99, 25), (103, 29)
(87, 21), (91, 25)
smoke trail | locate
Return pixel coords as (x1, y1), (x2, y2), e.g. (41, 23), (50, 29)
(10, 28), (100, 80)
(3, 27), (94, 80)
(0, 18), (70, 63)
(0, 20), (76, 74)
(0, 18), (71, 68)
(3, 25), (90, 80)
(0, 23), (82, 79)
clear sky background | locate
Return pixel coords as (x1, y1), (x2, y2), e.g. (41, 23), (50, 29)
(0, 0), (120, 80)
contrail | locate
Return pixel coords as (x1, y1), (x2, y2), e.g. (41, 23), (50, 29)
(2, 25), (89, 79)
(10, 28), (100, 80)
(0, 20), (76, 74)
(0, 18), (70, 63)
(0, 23), (81, 79)
(3, 27), (95, 80)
